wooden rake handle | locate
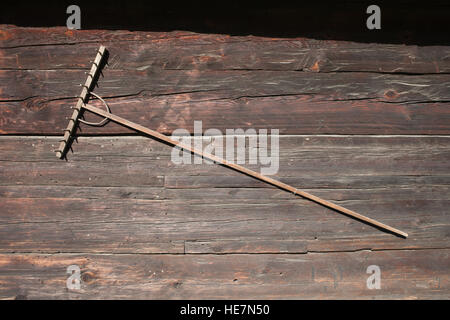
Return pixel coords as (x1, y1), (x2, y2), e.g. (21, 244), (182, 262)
(81, 103), (408, 238)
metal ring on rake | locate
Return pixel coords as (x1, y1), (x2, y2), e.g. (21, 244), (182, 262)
(79, 91), (111, 126)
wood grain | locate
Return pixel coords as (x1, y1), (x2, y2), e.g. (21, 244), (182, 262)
(1, 26), (450, 135)
(0, 136), (448, 254)
(0, 250), (448, 299)
(1, 25), (449, 299)
(1, 27), (449, 73)
(79, 103), (409, 237)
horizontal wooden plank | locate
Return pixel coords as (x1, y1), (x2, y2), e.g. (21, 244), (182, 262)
(1, 27), (449, 73)
(3, 98), (449, 135)
(0, 250), (448, 299)
(0, 195), (446, 253)
(2, 96), (450, 136)
(1, 136), (449, 189)
(1, 135), (449, 175)
(0, 0), (449, 46)
(1, 185), (449, 202)
(0, 136), (448, 253)
(3, 69), (450, 102)
(0, 26), (196, 48)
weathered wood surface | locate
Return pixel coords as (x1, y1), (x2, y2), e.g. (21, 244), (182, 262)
(2, 27), (450, 73)
(0, 250), (448, 299)
(0, 25), (449, 299)
(1, 0), (449, 46)
(0, 136), (448, 255)
(1, 26), (450, 135)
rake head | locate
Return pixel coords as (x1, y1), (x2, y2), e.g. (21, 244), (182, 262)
(55, 45), (107, 159)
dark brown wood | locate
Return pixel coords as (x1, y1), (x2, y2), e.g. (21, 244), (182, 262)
(80, 103), (408, 237)
(1, 27), (450, 73)
(0, 135), (448, 254)
(3, 97), (449, 135)
(1, 25), (449, 299)
(1, 27), (450, 136)
(3, 69), (449, 103)
(0, 250), (448, 299)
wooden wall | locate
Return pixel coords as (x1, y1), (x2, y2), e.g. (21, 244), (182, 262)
(0, 25), (449, 299)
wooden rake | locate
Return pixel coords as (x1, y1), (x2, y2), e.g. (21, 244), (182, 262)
(56, 46), (408, 238)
